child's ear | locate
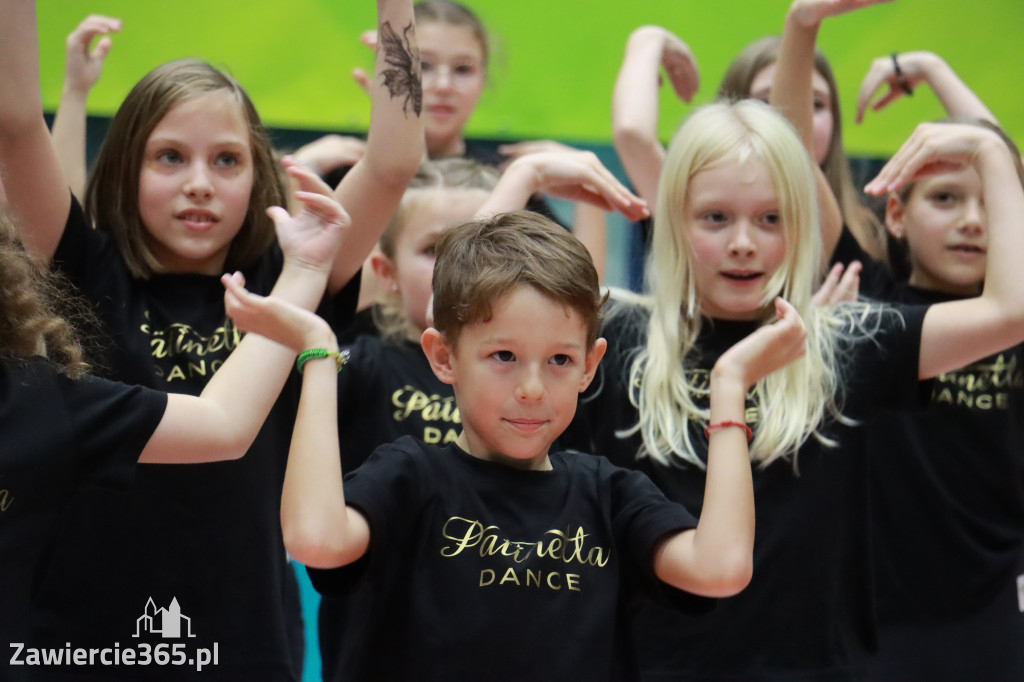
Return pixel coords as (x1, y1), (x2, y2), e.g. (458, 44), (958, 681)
(885, 194), (907, 240)
(421, 327), (456, 385)
(370, 251), (398, 293)
(579, 338), (607, 392)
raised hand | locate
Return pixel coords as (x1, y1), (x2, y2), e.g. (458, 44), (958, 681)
(291, 135), (367, 177)
(864, 122), (1006, 195)
(351, 29), (379, 95)
(788, 0), (894, 28)
(223, 272), (335, 354)
(271, 170), (351, 275)
(715, 298), (808, 390)
(811, 261), (861, 306)
(493, 145), (649, 220)
(63, 14), (120, 95)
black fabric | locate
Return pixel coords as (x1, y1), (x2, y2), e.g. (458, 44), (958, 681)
(309, 437), (708, 682)
(862, 281), (1024, 679)
(561, 303), (928, 682)
(0, 358), (166, 682)
(28, 197), (356, 680)
(830, 225), (903, 302)
(317, 334), (459, 681)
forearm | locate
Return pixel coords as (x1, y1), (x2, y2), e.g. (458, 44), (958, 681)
(282, 356), (369, 568)
(572, 202), (608, 282)
(612, 30), (668, 204)
(329, 0), (424, 294)
(473, 157), (540, 217)
(771, 10), (818, 151)
(919, 54), (997, 122)
(978, 138), (1024, 322)
(51, 86), (89, 198)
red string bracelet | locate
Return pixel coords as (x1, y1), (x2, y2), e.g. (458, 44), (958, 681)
(704, 420), (753, 442)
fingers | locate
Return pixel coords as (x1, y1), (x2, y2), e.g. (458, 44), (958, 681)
(498, 140), (569, 159)
(68, 15), (121, 50)
(291, 191), (353, 230)
(358, 29), (378, 50)
(810, 262), (861, 306)
(351, 67), (372, 95)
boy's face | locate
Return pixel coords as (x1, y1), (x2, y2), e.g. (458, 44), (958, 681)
(422, 285), (606, 471)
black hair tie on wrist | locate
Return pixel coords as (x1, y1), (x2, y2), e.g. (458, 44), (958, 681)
(891, 52), (914, 96)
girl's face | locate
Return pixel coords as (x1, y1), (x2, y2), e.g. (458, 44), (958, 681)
(686, 155), (786, 320)
(137, 90), (254, 275)
(418, 21), (486, 158)
(374, 189), (489, 337)
(749, 62), (834, 167)
(887, 168), (987, 296)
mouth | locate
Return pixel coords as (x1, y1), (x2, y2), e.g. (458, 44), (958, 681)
(721, 270), (763, 282)
(176, 210), (219, 231)
(948, 244), (984, 255)
(504, 418), (547, 432)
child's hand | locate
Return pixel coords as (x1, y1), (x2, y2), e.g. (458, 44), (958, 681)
(788, 0), (894, 28)
(291, 135), (367, 177)
(223, 272), (335, 353)
(811, 261), (861, 307)
(499, 145), (650, 221)
(351, 30), (379, 95)
(714, 298), (807, 391)
(272, 167), (351, 275)
(63, 15), (121, 96)
(855, 51), (934, 122)
(864, 122), (1004, 195)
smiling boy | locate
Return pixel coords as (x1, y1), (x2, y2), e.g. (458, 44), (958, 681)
(277, 210), (807, 682)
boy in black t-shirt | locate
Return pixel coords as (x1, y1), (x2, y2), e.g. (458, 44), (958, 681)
(244, 210), (807, 682)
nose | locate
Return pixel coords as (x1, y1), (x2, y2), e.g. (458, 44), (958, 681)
(728, 221), (756, 256)
(183, 161), (214, 200)
(515, 366), (545, 403)
(958, 198), (985, 236)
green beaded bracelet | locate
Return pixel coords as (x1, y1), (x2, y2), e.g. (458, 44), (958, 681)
(296, 347), (349, 374)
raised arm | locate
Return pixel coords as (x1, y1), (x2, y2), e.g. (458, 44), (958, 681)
(0, 0), (74, 264)
(140, 188), (348, 463)
(475, 148), (648, 221)
(653, 298), (807, 597)
(612, 26), (698, 205)
(51, 14), (120, 198)
(771, 0), (893, 259)
(327, 0), (424, 295)
(865, 123), (1024, 379)
(856, 51), (997, 125)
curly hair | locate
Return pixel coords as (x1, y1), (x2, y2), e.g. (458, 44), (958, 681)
(0, 213), (89, 378)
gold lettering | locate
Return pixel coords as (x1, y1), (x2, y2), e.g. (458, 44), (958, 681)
(443, 429), (459, 444)
(479, 569), (495, 587)
(566, 573), (581, 592)
(499, 568), (521, 586)
(166, 365), (186, 382)
(526, 569), (542, 587)
(546, 572), (562, 590)
(423, 427), (441, 444)
(440, 517), (488, 557)
(0, 486), (12, 512)
(187, 360), (208, 378)
(422, 401), (441, 421)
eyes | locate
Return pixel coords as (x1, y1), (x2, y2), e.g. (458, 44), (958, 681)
(489, 350), (574, 367)
(698, 210), (781, 229)
(150, 149), (244, 170)
(420, 58), (483, 86)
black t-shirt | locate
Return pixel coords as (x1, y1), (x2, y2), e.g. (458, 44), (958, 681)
(318, 334), (459, 681)
(309, 437), (708, 682)
(562, 303), (928, 681)
(29, 197), (356, 680)
(831, 225), (902, 302)
(0, 357), (166, 681)
(866, 284), (1024, 624)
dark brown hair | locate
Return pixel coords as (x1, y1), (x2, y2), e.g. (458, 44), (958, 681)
(84, 59), (285, 279)
(432, 211), (604, 348)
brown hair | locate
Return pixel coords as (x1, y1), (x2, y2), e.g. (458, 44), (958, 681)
(0, 212), (88, 378)
(718, 36), (887, 261)
(432, 211), (604, 349)
(414, 0), (489, 68)
(84, 59), (285, 279)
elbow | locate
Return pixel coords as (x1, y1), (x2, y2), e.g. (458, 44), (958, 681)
(612, 124), (656, 158)
(282, 520), (339, 569)
(711, 554), (754, 597)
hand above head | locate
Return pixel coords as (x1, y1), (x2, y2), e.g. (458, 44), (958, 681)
(271, 167), (351, 276)
(291, 135), (367, 177)
(714, 298), (808, 391)
(63, 14), (121, 96)
(864, 122), (1006, 195)
(811, 261), (861, 306)
(351, 30), (379, 95)
(223, 272), (336, 354)
(493, 145), (649, 221)
(788, 0), (895, 29)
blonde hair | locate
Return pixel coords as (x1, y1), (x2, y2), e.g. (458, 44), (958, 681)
(718, 36), (887, 262)
(375, 158), (499, 342)
(628, 101), (879, 468)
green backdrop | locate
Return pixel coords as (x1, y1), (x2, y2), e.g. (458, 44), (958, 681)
(37, 0), (1024, 157)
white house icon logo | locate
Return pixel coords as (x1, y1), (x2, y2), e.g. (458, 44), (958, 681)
(133, 597), (196, 638)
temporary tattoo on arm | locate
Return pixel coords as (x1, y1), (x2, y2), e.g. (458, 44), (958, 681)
(378, 21), (422, 117)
